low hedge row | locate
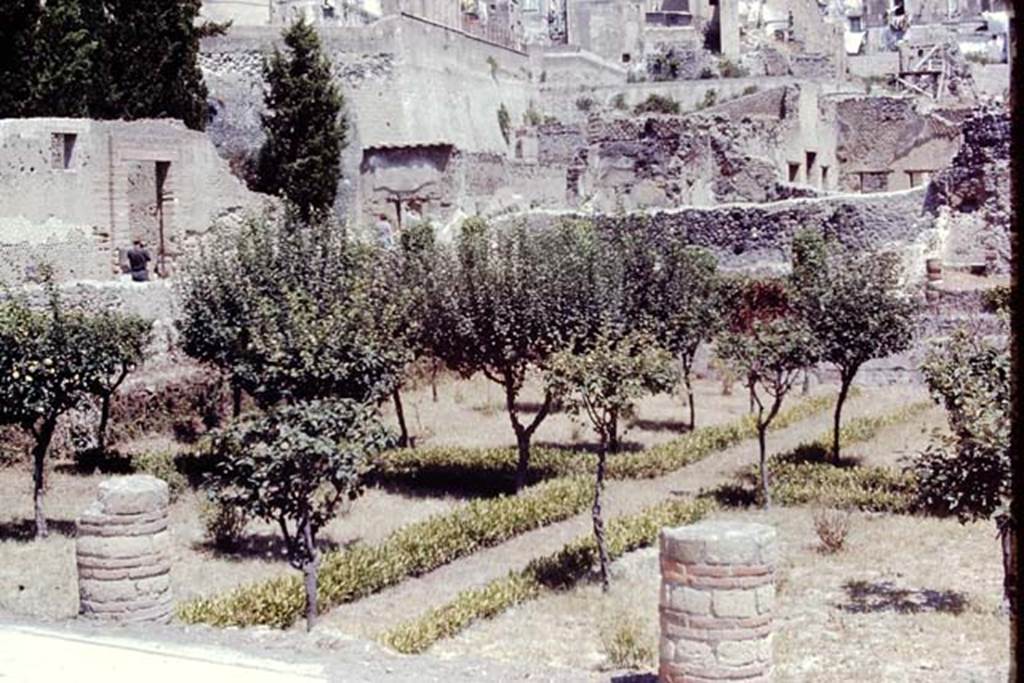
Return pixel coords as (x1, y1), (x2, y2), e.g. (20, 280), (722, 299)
(381, 497), (714, 654)
(769, 460), (916, 512)
(709, 401), (931, 512)
(375, 393), (839, 490)
(177, 476), (593, 628)
(177, 394), (836, 629)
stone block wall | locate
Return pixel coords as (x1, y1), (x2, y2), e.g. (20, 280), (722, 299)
(659, 521), (777, 682)
(76, 476), (173, 623)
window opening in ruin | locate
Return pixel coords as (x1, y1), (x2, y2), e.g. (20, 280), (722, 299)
(515, 140), (524, 158)
(622, 53), (631, 63)
(805, 151), (817, 176)
(788, 162), (800, 183)
(859, 171), (889, 193)
(50, 132), (77, 170)
(821, 165), (829, 188)
(906, 169), (931, 188)
(849, 16), (862, 31)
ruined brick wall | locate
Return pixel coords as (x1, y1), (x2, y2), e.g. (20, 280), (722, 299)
(503, 186), (933, 270)
(926, 106), (1011, 271)
(0, 118), (260, 285)
(532, 85), (837, 212)
(834, 95), (964, 193)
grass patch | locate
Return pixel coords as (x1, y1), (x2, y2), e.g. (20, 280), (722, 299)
(380, 497), (713, 654)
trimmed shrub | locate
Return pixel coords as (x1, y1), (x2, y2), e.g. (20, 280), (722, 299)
(381, 498), (712, 653)
(375, 394), (837, 493)
(707, 402), (930, 512)
(177, 476), (593, 628)
(199, 498), (250, 551)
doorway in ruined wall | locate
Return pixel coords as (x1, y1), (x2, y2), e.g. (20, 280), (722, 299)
(125, 160), (171, 277)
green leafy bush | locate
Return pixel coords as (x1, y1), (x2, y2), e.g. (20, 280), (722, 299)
(199, 498), (250, 551)
(132, 450), (188, 502)
(382, 498), (712, 653)
(981, 285), (1010, 314)
(633, 93), (680, 115)
(177, 476), (593, 628)
(768, 460), (916, 512)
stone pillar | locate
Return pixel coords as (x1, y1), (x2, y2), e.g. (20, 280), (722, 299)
(659, 521), (776, 683)
(717, 0), (740, 61)
(76, 475), (173, 623)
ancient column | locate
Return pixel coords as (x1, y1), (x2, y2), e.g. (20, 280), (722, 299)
(659, 521), (776, 683)
(75, 475), (173, 623)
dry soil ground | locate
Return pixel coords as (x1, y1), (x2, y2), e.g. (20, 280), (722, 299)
(432, 404), (1008, 681)
(0, 372), (747, 618)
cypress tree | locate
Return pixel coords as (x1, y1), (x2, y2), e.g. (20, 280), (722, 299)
(258, 18), (347, 222)
(0, 0), (41, 118)
(101, 0), (220, 130)
(33, 0), (108, 118)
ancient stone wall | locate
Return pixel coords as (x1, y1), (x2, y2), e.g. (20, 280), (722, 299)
(201, 16), (536, 227)
(834, 95), (963, 192)
(501, 185), (933, 270)
(0, 118), (260, 285)
(926, 106), (1010, 271)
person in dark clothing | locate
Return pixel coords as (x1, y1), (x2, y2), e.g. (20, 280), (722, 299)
(126, 240), (152, 282)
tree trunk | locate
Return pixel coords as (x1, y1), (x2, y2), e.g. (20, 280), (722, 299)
(301, 518), (319, 632)
(607, 415), (620, 454)
(502, 372), (553, 492)
(97, 392), (111, 454)
(392, 386), (410, 448)
(430, 360), (439, 403)
(757, 423), (771, 510)
(514, 429), (531, 491)
(1003, 518), (1018, 682)
(32, 417), (57, 539)
(832, 374), (853, 464)
(231, 384), (242, 419)
(681, 359), (695, 431)
(801, 369), (810, 396)
(593, 439), (610, 593)
(749, 384), (756, 415)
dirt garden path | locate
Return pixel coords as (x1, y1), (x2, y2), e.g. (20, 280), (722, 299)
(318, 385), (928, 639)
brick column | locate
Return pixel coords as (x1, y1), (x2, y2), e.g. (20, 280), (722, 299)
(75, 475), (173, 623)
(659, 521), (776, 683)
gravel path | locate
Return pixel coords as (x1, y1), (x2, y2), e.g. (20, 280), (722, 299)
(318, 385), (927, 640)
(0, 612), (599, 682)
